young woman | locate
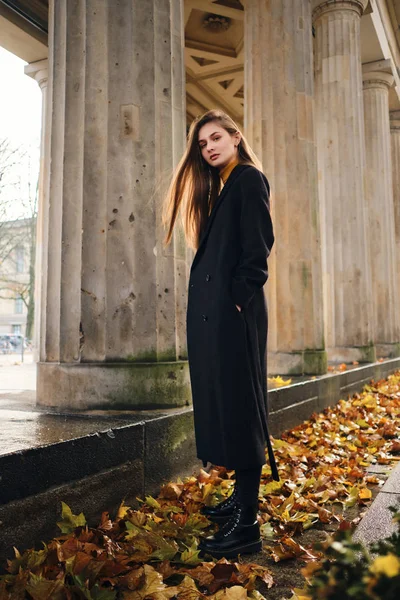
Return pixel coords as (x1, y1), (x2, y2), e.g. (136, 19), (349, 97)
(163, 109), (279, 559)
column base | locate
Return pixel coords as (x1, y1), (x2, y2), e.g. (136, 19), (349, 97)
(37, 361), (191, 410)
(327, 344), (376, 364)
(268, 350), (327, 376)
(375, 343), (400, 359)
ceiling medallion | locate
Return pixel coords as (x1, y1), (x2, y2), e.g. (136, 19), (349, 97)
(203, 14), (231, 33)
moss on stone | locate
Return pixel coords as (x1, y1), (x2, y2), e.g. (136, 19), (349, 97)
(91, 361), (191, 409)
(303, 349), (328, 375)
(357, 343), (376, 363)
(125, 349), (158, 362)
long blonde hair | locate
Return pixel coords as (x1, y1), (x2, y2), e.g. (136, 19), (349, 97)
(162, 109), (262, 250)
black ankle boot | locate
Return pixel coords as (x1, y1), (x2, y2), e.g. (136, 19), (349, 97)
(198, 503), (261, 559)
(200, 485), (238, 523)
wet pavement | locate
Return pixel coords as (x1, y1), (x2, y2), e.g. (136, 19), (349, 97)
(0, 359), (178, 457)
(0, 404), (144, 456)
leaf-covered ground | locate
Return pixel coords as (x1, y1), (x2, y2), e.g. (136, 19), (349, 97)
(1, 371), (400, 600)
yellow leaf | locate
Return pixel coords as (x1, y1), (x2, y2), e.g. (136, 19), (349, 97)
(176, 575), (201, 600)
(212, 586), (248, 600)
(202, 483), (214, 502)
(248, 592), (266, 600)
(25, 574), (65, 600)
(125, 564), (176, 599)
(152, 515), (164, 524)
(288, 591), (312, 600)
(359, 488), (372, 500)
(145, 496), (161, 510)
(260, 480), (283, 495)
(360, 394), (376, 408)
(267, 376), (292, 387)
(344, 487), (359, 508)
(346, 443), (358, 452)
(370, 553), (400, 578)
(117, 502), (130, 519)
(180, 542), (202, 566)
(57, 502), (86, 534)
(281, 509), (291, 522)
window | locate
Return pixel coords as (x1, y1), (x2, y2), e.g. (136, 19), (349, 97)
(15, 295), (23, 314)
(16, 247), (24, 273)
(12, 325), (21, 335)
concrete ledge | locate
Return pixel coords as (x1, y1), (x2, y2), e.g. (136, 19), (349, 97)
(268, 357), (400, 436)
(0, 408), (196, 506)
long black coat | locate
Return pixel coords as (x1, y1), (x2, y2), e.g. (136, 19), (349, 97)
(186, 164), (279, 481)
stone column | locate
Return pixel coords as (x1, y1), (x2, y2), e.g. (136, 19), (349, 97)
(363, 71), (400, 357)
(24, 59), (49, 363)
(37, 0), (188, 409)
(390, 113), (400, 318)
(245, 0), (327, 375)
(313, 0), (375, 363)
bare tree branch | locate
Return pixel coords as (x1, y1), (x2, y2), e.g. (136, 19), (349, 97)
(0, 137), (38, 339)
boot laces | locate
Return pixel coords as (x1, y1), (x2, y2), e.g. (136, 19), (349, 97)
(221, 506), (242, 537)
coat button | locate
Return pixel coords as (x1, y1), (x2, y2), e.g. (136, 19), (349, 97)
(202, 314), (208, 322)
(205, 274), (211, 282)
(190, 283), (194, 288)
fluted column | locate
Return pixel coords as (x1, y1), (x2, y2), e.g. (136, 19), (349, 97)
(363, 72), (400, 357)
(390, 113), (400, 317)
(37, 0), (187, 409)
(24, 59), (49, 363)
(313, 0), (375, 363)
(245, 0), (327, 375)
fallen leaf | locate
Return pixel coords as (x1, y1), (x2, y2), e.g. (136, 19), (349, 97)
(57, 502), (86, 534)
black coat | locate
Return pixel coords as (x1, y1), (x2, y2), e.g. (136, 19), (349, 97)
(186, 164), (279, 480)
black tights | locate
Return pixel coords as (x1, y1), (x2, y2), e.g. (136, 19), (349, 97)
(235, 466), (262, 507)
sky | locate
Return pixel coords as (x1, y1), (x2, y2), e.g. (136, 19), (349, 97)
(0, 47), (42, 221)
(0, 47), (42, 143)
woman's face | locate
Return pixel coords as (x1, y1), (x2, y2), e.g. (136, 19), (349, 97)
(198, 122), (240, 171)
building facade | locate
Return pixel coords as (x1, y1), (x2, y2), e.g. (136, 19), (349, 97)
(0, 218), (33, 338)
(1, 0), (400, 408)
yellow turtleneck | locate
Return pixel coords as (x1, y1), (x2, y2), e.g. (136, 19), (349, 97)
(208, 158), (240, 216)
(220, 158), (240, 185)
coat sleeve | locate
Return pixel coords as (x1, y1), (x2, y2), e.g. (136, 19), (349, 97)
(231, 168), (274, 309)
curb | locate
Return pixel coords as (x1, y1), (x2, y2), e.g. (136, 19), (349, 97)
(353, 461), (400, 545)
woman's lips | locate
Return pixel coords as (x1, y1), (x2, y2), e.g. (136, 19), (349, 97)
(210, 154), (219, 161)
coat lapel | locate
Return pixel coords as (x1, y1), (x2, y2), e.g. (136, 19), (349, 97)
(191, 164), (251, 272)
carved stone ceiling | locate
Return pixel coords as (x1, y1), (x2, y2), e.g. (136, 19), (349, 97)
(184, 0), (244, 125)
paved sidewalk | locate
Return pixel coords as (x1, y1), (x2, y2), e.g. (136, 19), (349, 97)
(0, 351), (34, 367)
(0, 353), (36, 395)
(353, 461), (400, 545)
